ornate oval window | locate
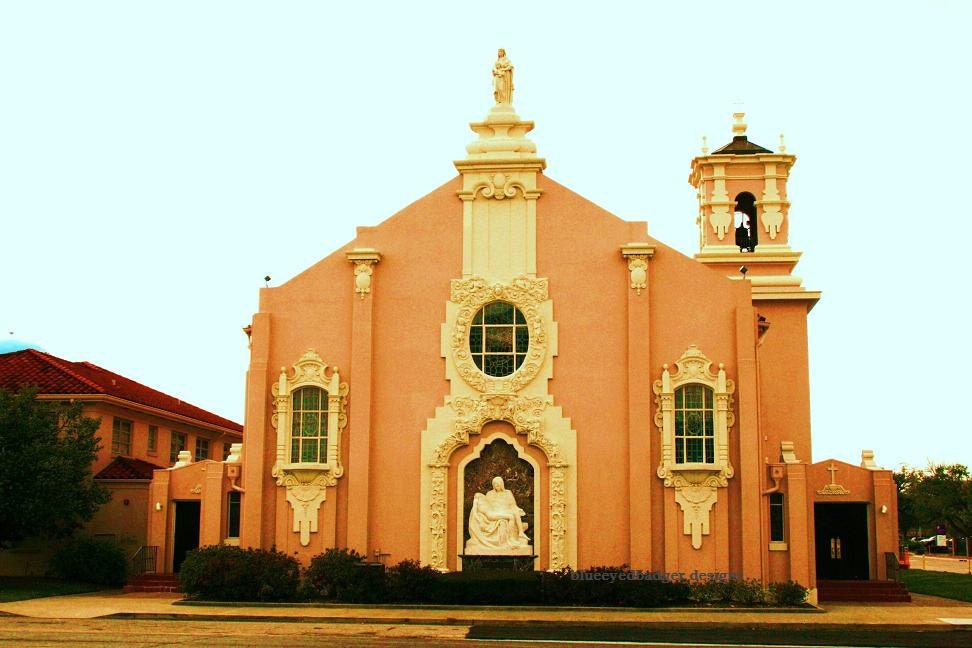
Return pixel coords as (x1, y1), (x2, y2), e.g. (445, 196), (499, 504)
(469, 301), (529, 377)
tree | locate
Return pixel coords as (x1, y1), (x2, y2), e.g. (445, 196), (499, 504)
(0, 388), (110, 547)
(896, 464), (972, 553)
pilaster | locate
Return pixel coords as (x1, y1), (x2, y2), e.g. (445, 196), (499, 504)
(241, 310), (271, 549)
(735, 306), (761, 579)
(784, 463), (811, 586)
(345, 248), (381, 555)
(621, 243), (655, 568)
(201, 462), (225, 547)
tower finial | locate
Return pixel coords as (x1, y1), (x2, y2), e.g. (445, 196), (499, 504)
(732, 111), (747, 136)
(701, 135), (709, 155)
(779, 133), (786, 153)
(493, 48), (514, 106)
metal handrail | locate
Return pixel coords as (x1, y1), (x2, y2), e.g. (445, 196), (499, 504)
(131, 545), (158, 577)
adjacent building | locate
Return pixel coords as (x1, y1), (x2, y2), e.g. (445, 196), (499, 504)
(0, 348), (242, 574)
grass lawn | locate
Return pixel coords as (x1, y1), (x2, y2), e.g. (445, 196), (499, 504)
(901, 569), (972, 603)
(0, 577), (100, 603)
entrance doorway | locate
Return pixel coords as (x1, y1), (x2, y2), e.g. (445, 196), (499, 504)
(172, 500), (201, 572)
(814, 503), (869, 580)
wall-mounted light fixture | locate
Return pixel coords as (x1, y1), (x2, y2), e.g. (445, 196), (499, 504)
(880, 505), (888, 514)
(154, 502), (163, 512)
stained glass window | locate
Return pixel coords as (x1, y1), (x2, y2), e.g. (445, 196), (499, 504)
(674, 384), (715, 464)
(290, 386), (328, 463)
(469, 301), (529, 377)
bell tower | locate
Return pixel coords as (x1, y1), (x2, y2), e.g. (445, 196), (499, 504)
(689, 113), (819, 306)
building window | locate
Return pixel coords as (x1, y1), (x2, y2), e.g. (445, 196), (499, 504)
(674, 384), (715, 464)
(769, 493), (785, 542)
(147, 425), (158, 455)
(290, 386), (328, 463)
(111, 418), (133, 455)
(227, 491), (241, 538)
(469, 301), (529, 377)
(195, 438), (210, 461)
(221, 442), (231, 461)
(170, 431), (187, 463)
(734, 191), (758, 252)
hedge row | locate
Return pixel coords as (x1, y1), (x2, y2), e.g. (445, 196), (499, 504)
(178, 546), (808, 606)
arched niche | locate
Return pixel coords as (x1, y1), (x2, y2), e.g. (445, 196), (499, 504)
(455, 430), (541, 571)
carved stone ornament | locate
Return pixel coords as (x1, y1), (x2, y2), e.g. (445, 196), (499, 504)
(353, 261), (374, 298)
(761, 205), (783, 240)
(627, 258), (648, 294)
(475, 172), (523, 200)
(653, 345), (735, 550)
(450, 275), (548, 394)
(270, 349), (349, 546)
(346, 249), (381, 300)
(709, 207), (732, 241)
(817, 463), (851, 496)
(426, 392), (569, 571)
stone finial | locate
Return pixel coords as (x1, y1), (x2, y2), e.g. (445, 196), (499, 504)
(493, 48), (514, 105)
(780, 441), (800, 464)
(732, 111), (747, 136)
(861, 449), (880, 470)
(701, 135), (709, 155)
(226, 443), (243, 463)
(779, 133), (787, 153)
(171, 450), (192, 469)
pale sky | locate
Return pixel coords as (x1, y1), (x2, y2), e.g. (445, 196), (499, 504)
(2, 1), (969, 471)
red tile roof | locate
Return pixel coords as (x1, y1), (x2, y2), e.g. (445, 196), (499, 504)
(94, 456), (165, 480)
(0, 349), (242, 432)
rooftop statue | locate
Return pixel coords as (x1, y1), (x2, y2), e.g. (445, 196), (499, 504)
(492, 48), (514, 105)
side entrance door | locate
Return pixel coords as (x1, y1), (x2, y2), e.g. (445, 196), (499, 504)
(172, 500), (201, 573)
(814, 502), (869, 580)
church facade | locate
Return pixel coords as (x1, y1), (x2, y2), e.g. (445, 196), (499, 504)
(146, 53), (899, 594)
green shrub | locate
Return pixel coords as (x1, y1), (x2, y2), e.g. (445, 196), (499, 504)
(48, 535), (128, 587)
(538, 566), (692, 607)
(385, 559), (440, 603)
(726, 578), (766, 605)
(305, 548), (384, 602)
(768, 580), (808, 606)
(178, 545), (300, 601)
(431, 570), (542, 605)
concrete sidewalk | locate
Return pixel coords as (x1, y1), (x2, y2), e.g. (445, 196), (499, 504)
(1, 590), (972, 628)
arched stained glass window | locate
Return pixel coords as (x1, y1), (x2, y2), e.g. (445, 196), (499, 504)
(674, 384), (715, 464)
(469, 301), (529, 377)
(290, 386), (328, 463)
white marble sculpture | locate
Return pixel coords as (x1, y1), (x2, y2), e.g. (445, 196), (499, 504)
(464, 476), (532, 555)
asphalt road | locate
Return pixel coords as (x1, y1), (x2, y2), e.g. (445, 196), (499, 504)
(1, 616), (971, 648)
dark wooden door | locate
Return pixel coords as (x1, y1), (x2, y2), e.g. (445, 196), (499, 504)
(815, 503), (869, 580)
(172, 501), (201, 573)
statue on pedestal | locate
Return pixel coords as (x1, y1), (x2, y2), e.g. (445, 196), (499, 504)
(465, 476), (532, 555)
(492, 48), (514, 105)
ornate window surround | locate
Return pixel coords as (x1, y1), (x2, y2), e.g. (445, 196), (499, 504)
(455, 431), (542, 571)
(270, 349), (348, 546)
(653, 345), (735, 549)
(450, 275), (549, 394)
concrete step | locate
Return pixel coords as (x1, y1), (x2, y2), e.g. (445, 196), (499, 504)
(124, 573), (181, 593)
(818, 579), (911, 602)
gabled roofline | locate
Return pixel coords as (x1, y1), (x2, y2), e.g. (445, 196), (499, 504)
(35, 393), (242, 436)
